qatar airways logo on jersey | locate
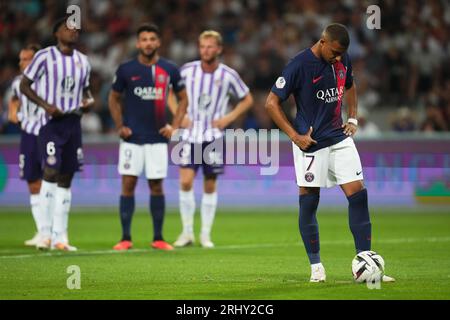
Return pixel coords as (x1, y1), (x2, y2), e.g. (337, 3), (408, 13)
(134, 87), (163, 100)
(316, 85), (344, 103)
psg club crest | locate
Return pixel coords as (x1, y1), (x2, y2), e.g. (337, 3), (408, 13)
(157, 74), (166, 83)
(124, 149), (132, 170)
(305, 172), (315, 182)
(338, 70), (345, 79)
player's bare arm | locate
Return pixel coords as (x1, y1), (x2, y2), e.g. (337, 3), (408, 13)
(166, 88), (178, 116)
(8, 96), (20, 124)
(108, 89), (132, 139)
(265, 92), (317, 151)
(342, 83), (358, 136)
(20, 76), (63, 118)
(167, 88), (191, 128)
(159, 88), (188, 139)
(213, 92), (254, 130)
(80, 87), (95, 113)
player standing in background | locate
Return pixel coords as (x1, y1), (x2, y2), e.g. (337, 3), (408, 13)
(265, 23), (394, 282)
(20, 16), (94, 251)
(173, 31), (253, 248)
(109, 23), (188, 251)
(8, 44), (46, 247)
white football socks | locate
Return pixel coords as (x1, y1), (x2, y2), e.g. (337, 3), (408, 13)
(30, 194), (41, 232)
(201, 192), (218, 236)
(39, 181), (57, 238)
(179, 189), (195, 235)
(52, 187), (72, 244)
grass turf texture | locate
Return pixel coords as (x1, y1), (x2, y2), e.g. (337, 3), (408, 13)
(0, 209), (449, 300)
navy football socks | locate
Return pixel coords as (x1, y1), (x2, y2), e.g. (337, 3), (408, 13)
(299, 193), (321, 264)
(347, 189), (372, 253)
(150, 195), (165, 241)
(120, 195), (135, 241)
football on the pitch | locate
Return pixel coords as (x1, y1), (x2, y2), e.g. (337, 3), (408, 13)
(352, 250), (385, 283)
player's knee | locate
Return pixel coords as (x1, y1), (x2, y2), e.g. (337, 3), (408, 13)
(299, 187), (320, 195)
(122, 176), (137, 196)
(180, 179), (193, 191)
(180, 173), (195, 191)
(203, 181), (216, 194)
(57, 173), (74, 189)
(203, 175), (217, 193)
(43, 167), (59, 183)
(149, 179), (163, 195)
(343, 181), (365, 198)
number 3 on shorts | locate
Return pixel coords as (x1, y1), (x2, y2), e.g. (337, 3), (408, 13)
(47, 141), (56, 156)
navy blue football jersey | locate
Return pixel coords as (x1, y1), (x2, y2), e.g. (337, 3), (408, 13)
(271, 48), (354, 152)
(112, 58), (185, 144)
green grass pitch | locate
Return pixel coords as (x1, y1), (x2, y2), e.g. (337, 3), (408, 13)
(0, 208), (449, 300)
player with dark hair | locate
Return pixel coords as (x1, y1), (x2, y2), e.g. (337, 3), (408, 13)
(109, 23), (188, 251)
(20, 16), (94, 251)
(8, 44), (44, 246)
(265, 23), (394, 282)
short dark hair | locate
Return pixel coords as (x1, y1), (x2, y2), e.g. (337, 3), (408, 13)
(53, 16), (70, 34)
(136, 23), (161, 38)
(23, 44), (42, 53)
(323, 23), (350, 48)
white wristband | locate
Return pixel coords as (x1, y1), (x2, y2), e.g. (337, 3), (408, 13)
(347, 118), (358, 126)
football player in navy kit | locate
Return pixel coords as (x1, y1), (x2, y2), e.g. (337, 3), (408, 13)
(109, 23), (188, 251)
(265, 23), (394, 283)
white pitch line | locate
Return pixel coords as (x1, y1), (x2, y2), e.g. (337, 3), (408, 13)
(1, 236), (450, 260)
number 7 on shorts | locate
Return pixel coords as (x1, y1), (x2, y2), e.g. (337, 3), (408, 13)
(306, 155), (315, 171)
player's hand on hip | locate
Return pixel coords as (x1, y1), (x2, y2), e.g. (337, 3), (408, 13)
(118, 126), (133, 139)
(159, 124), (175, 139)
(44, 104), (63, 118)
(292, 126), (317, 151)
(342, 122), (357, 136)
(212, 116), (231, 130)
(80, 98), (95, 113)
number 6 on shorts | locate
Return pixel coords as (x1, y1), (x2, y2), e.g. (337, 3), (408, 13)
(47, 141), (56, 156)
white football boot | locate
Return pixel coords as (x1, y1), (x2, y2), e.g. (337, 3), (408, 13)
(35, 235), (51, 250)
(310, 263), (326, 282)
(382, 275), (396, 282)
(51, 242), (78, 252)
(200, 233), (214, 248)
(24, 233), (41, 246)
(173, 233), (195, 247)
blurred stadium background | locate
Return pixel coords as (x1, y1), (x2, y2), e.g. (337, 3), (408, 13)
(0, 0), (449, 208)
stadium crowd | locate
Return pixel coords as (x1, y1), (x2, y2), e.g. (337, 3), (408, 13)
(1, 0), (449, 135)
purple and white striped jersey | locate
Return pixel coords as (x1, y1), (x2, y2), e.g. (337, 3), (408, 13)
(11, 75), (47, 136)
(23, 46), (91, 115)
(180, 61), (249, 143)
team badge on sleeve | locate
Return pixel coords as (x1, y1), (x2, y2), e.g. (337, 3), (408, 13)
(275, 77), (286, 89)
